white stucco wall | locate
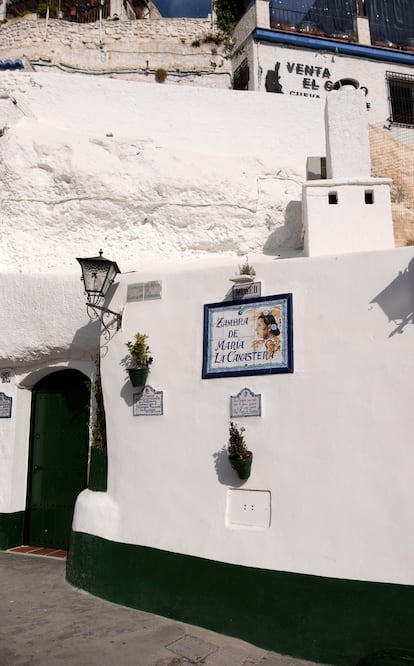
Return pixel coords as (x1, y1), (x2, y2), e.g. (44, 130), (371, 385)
(2, 246), (414, 585)
(0, 72), (326, 274)
(69, 247), (414, 586)
(325, 88), (371, 179)
(303, 179), (394, 256)
(0, 273), (97, 513)
(1, 70), (413, 592)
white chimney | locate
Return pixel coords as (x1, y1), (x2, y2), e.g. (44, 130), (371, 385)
(325, 80), (371, 179)
(302, 82), (395, 257)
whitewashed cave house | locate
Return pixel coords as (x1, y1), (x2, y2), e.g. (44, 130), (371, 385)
(0, 70), (413, 666)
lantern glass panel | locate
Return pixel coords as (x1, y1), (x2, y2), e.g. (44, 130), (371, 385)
(77, 253), (120, 304)
(83, 260), (111, 295)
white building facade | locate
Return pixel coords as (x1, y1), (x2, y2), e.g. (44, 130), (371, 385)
(232, 1), (414, 147)
(1, 71), (414, 665)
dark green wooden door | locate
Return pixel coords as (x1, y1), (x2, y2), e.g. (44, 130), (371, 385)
(25, 370), (90, 550)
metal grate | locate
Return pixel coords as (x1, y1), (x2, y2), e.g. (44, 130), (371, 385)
(386, 71), (414, 127)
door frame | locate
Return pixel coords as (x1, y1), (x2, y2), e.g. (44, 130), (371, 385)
(24, 368), (91, 549)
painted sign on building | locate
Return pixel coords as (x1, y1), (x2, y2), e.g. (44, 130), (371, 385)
(202, 294), (293, 378)
(265, 59), (369, 105)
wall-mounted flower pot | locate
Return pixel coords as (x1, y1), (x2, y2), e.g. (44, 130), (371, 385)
(88, 447), (107, 492)
(128, 367), (149, 388)
(229, 452), (253, 480)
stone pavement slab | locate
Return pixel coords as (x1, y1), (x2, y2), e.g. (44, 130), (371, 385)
(0, 551), (321, 666)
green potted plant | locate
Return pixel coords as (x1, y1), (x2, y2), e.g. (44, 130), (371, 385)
(239, 256), (256, 278)
(88, 362), (107, 492)
(126, 332), (153, 388)
(230, 256), (256, 284)
(227, 421), (253, 480)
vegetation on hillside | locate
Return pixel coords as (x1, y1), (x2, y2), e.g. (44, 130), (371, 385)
(215, 0), (249, 35)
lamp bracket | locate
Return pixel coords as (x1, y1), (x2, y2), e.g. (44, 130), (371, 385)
(86, 302), (123, 335)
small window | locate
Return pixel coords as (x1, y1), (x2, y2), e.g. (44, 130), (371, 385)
(386, 71), (414, 127)
(365, 190), (374, 204)
(233, 59), (249, 91)
(328, 192), (338, 205)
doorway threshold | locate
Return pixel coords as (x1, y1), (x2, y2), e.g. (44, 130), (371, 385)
(7, 545), (67, 559)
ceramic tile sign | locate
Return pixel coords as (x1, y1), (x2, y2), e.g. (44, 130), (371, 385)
(133, 386), (163, 416)
(232, 281), (261, 301)
(0, 393), (12, 418)
(202, 293), (293, 379)
(127, 280), (162, 303)
(230, 388), (262, 418)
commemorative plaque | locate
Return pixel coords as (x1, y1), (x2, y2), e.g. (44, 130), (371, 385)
(133, 385), (163, 416)
(230, 388), (261, 418)
(127, 280), (162, 303)
(0, 393), (12, 418)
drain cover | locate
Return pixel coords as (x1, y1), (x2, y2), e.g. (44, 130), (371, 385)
(166, 635), (218, 662)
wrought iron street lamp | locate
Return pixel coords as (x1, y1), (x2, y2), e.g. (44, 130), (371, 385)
(77, 250), (122, 331)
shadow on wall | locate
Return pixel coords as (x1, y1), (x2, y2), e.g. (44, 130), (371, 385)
(70, 318), (101, 353)
(371, 256), (414, 337)
(120, 354), (135, 408)
(212, 448), (248, 487)
(263, 200), (302, 255)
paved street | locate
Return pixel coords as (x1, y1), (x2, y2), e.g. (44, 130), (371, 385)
(0, 551), (320, 666)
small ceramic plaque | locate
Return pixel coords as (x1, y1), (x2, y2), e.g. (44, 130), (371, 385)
(133, 385), (163, 416)
(127, 280), (162, 302)
(232, 281), (261, 300)
(0, 392), (12, 418)
(230, 387), (261, 418)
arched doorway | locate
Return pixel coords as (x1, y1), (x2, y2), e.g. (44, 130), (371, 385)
(25, 369), (90, 550)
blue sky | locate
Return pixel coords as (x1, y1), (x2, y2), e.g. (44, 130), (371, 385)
(153, 0), (212, 17)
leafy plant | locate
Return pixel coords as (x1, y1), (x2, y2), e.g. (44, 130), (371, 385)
(215, 0), (249, 36)
(90, 360), (107, 450)
(228, 421), (250, 459)
(37, 3), (57, 17)
(203, 33), (223, 45)
(126, 333), (153, 369)
(238, 256), (256, 277)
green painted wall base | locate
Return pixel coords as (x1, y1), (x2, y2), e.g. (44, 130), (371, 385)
(67, 531), (414, 666)
(0, 511), (25, 550)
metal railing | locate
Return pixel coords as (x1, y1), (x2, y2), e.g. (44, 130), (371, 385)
(68, 0), (110, 23)
(269, 2), (357, 41)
